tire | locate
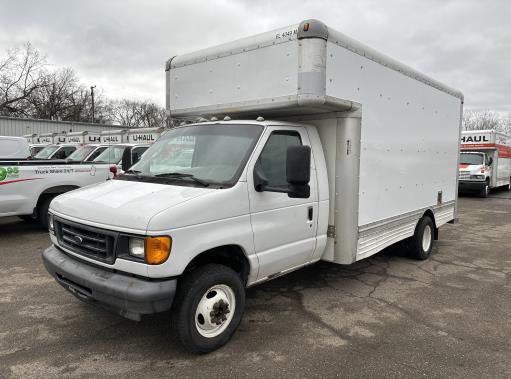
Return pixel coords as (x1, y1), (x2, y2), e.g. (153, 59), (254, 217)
(171, 264), (245, 354)
(408, 216), (435, 260)
(37, 196), (54, 229)
(480, 181), (490, 198)
(19, 215), (38, 223)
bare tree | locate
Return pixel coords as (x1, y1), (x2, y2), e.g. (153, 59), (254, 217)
(463, 110), (501, 131)
(0, 43), (48, 116)
(27, 67), (79, 120)
(107, 99), (167, 128)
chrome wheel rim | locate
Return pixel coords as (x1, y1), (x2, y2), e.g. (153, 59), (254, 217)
(195, 284), (235, 338)
(422, 225), (432, 252)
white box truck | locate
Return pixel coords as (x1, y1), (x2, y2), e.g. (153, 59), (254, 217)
(458, 130), (511, 197)
(100, 129), (128, 144)
(127, 127), (164, 144)
(66, 131), (101, 145)
(42, 20), (463, 353)
(38, 132), (56, 145)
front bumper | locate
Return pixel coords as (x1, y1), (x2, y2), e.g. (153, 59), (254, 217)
(42, 245), (177, 321)
(458, 180), (486, 193)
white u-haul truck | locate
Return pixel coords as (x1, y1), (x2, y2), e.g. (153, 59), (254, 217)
(42, 20), (463, 353)
(458, 130), (511, 197)
(66, 131), (101, 145)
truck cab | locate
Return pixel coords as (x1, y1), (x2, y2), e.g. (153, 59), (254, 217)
(458, 151), (493, 197)
(33, 144), (78, 160)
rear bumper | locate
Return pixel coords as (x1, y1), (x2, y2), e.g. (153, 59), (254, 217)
(42, 245), (177, 320)
(458, 180), (486, 193)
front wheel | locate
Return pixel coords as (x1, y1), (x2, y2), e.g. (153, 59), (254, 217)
(480, 182), (490, 198)
(408, 216), (435, 260)
(37, 196), (54, 229)
(171, 264), (245, 354)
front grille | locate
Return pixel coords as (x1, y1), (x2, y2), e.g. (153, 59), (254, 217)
(55, 218), (117, 264)
(459, 171), (470, 180)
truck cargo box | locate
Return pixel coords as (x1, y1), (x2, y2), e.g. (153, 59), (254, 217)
(166, 20), (463, 264)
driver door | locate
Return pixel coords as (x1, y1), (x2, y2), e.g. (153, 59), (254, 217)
(247, 126), (318, 281)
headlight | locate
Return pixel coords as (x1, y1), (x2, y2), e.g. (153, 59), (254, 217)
(470, 175), (485, 180)
(128, 238), (145, 259)
(48, 213), (55, 233)
(128, 236), (172, 264)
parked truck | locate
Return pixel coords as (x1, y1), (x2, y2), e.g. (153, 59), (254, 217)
(42, 20), (463, 353)
(458, 130), (511, 197)
(0, 160), (116, 227)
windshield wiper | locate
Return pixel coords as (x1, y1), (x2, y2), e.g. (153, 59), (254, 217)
(154, 172), (209, 187)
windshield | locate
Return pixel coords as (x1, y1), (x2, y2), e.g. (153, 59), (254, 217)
(128, 123), (263, 187)
(30, 146), (46, 156)
(67, 145), (95, 161)
(460, 153), (484, 165)
(93, 145), (126, 164)
(34, 145), (59, 159)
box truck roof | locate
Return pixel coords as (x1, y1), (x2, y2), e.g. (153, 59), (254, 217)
(461, 130), (511, 158)
(166, 19), (463, 119)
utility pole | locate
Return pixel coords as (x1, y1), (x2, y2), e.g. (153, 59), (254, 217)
(90, 85), (96, 123)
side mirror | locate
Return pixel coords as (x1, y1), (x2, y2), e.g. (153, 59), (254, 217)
(121, 148), (132, 171)
(286, 145), (311, 198)
(488, 157), (493, 166)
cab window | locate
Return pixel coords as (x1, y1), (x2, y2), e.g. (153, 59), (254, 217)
(256, 131), (302, 190)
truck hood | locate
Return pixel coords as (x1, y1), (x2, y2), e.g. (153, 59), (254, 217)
(459, 164), (484, 175)
(50, 179), (213, 231)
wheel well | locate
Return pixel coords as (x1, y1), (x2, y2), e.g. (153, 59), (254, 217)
(35, 185), (80, 215)
(422, 209), (438, 240)
(37, 185), (79, 204)
(184, 245), (250, 284)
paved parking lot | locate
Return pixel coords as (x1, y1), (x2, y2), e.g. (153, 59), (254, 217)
(1, 191), (510, 378)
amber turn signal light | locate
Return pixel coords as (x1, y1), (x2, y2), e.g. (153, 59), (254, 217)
(145, 236), (172, 265)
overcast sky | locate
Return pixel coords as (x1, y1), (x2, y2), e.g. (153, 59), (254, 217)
(1, 0), (509, 111)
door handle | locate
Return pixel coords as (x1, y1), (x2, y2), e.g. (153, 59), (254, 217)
(307, 206), (313, 221)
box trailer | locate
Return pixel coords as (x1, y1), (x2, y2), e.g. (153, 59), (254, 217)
(459, 130), (511, 196)
(42, 20), (463, 353)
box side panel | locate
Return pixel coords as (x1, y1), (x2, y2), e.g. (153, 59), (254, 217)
(325, 41), (461, 227)
(169, 40), (299, 114)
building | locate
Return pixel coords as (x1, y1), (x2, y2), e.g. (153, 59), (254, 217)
(0, 116), (127, 137)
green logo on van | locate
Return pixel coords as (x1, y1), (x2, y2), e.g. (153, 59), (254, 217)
(0, 166), (19, 181)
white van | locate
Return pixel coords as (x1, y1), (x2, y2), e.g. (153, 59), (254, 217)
(0, 136), (31, 160)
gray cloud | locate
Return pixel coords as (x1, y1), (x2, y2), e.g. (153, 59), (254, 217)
(1, 0), (509, 111)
